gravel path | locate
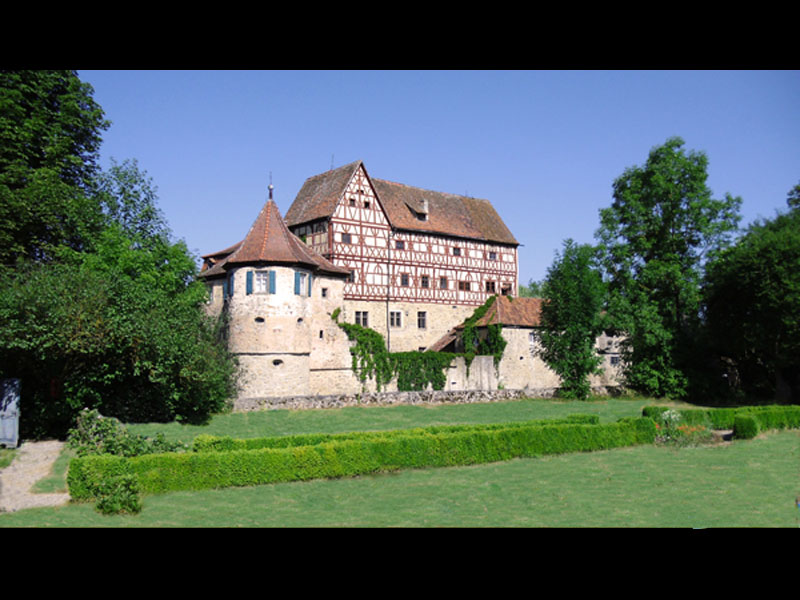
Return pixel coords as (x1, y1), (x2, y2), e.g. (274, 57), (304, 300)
(0, 440), (71, 513)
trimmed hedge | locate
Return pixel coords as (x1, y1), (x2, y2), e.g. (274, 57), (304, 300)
(68, 416), (654, 500)
(643, 404), (800, 438)
(191, 414), (601, 453)
(733, 406), (800, 439)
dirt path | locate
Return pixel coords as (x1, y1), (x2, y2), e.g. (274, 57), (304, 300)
(0, 440), (71, 513)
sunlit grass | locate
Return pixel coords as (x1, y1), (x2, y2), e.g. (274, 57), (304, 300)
(3, 397), (797, 527)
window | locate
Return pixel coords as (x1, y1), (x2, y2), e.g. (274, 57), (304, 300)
(321, 287), (328, 298)
(453, 247), (461, 256)
(400, 273), (409, 287)
(364, 201), (370, 209)
(459, 281), (471, 291)
(294, 271), (312, 296)
(610, 356), (620, 366)
(488, 251), (497, 260)
(349, 198), (356, 207)
(395, 240), (405, 250)
(255, 271), (270, 293)
(247, 270), (276, 295)
(346, 270), (356, 283)
(421, 275), (429, 288)
(439, 277), (448, 289)
(342, 233), (352, 244)
(390, 311), (402, 327)
(485, 280), (496, 293)
(417, 311), (427, 329)
(355, 311), (368, 327)
(501, 283), (512, 296)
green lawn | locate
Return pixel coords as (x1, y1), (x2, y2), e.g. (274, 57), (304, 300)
(2, 397), (799, 527)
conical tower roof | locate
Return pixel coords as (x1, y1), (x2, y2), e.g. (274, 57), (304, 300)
(224, 199), (349, 276)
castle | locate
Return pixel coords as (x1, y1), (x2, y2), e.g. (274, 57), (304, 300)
(200, 161), (621, 399)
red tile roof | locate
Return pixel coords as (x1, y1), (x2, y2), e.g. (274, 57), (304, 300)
(200, 200), (350, 278)
(284, 161), (518, 246)
(470, 296), (544, 328)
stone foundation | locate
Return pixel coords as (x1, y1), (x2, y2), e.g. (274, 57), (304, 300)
(231, 385), (622, 412)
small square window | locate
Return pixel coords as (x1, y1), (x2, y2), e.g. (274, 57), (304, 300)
(349, 198), (356, 207)
(488, 251), (497, 260)
(390, 311), (402, 327)
(395, 240), (405, 250)
(453, 247), (461, 256)
(364, 201), (370, 209)
(342, 233), (352, 244)
(459, 281), (471, 291)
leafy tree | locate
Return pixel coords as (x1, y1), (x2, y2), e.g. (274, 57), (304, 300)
(703, 196), (800, 402)
(0, 70), (109, 263)
(537, 239), (606, 400)
(93, 157), (170, 246)
(786, 182), (800, 211)
(518, 278), (544, 297)
(595, 137), (741, 398)
(0, 72), (238, 435)
(0, 226), (237, 437)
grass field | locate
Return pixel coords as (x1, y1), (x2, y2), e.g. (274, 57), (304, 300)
(1, 397), (799, 527)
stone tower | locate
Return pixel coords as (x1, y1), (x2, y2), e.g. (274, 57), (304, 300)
(200, 197), (352, 398)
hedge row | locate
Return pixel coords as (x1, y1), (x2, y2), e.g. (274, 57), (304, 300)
(732, 406), (800, 439)
(642, 404), (800, 437)
(68, 416), (654, 500)
(191, 414), (601, 453)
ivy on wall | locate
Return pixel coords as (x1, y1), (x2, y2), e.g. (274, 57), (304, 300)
(461, 295), (507, 371)
(331, 296), (506, 392)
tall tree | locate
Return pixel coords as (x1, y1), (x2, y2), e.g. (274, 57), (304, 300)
(537, 239), (606, 400)
(518, 278), (544, 298)
(703, 188), (800, 402)
(0, 70), (109, 263)
(595, 137), (741, 398)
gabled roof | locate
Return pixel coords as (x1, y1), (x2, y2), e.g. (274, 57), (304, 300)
(427, 296), (544, 353)
(371, 178), (518, 245)
(284, 161), (362, 226)
(284, 160), (518, 246)
(468, 296), (544, 328)
(200, 200), (350, 278)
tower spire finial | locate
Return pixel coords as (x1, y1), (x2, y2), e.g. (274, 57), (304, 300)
(268, 172), (273, 201)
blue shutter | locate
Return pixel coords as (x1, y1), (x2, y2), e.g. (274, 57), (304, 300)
(269, 270), (276, 294)
(294, 271), (301, 295)
(246, 271), (253, 295)
(229, 273), (234, 296)
(223, 279), (229, 299)
(308, 274), (313, 297)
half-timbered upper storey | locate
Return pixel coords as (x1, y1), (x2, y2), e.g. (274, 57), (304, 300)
(285, 161), (519, 306)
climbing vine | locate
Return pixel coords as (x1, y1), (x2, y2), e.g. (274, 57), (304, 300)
(332, 296), (507, 391)
(461, 295), (507, 371)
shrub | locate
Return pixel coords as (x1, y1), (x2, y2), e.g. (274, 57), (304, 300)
(69, 417), (655, 498)
(67, 409), (185, 457)
(733, 414), (759, 439)
(94, 474), (142, 515)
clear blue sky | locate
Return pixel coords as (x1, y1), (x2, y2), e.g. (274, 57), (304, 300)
(78, 70), (800, 286)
